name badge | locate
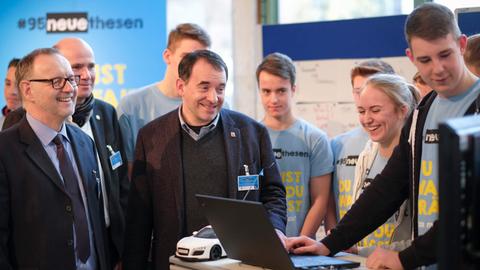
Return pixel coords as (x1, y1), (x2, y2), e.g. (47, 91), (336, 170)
(107, 145), (123, 170)
(237, 175), (259, 191)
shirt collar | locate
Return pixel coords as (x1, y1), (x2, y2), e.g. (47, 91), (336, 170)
(178, 105), (220, 141)
(26, 113), (69, 146)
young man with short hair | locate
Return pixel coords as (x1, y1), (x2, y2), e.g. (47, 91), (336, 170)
(257, 52), (333, 238)
(287, 3), (480, 269)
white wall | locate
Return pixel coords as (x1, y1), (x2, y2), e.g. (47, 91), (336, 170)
(231, 0), (264, 119)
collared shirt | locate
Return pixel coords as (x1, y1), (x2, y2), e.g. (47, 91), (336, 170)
(26, 113), (97, 270)
(178, 105), (220, 141)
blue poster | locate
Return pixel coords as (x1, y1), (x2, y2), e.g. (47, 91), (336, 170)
(262, 15), (408, 60)
(0, 0), (166, 108)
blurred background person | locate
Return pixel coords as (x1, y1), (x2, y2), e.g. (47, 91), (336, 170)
(412, 71), (433, 98)
(1, 58), (20, 128)
(464, 33), (480, 77)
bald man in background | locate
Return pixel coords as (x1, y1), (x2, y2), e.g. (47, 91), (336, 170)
(53, 38), (129, 269)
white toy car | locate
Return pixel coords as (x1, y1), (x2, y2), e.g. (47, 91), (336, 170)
(175, 225), (227, 261)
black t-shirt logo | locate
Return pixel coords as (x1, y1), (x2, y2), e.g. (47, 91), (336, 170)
(362, 178), (373, 190)
(336, 155), (359, 166)
(273, 148), (282, 159)
(425, 129), (440, 144)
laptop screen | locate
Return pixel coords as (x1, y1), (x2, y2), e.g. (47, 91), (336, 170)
(196, 194), (360, 269)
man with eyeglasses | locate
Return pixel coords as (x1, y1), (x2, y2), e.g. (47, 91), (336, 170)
(0, 48), (109, 269)
(1, 38), (129, 269)
(29, 74), (81, 88)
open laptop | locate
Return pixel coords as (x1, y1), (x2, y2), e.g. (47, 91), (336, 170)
(196, 194), (360, 270)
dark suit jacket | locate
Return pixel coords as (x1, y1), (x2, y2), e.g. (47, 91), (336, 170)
(0, 117), (109, 270)
(1, 101), (129, 266)
(90, 99), (129, 265)
(123, 108), (287, 270)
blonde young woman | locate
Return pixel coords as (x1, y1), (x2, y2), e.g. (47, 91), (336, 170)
(353, 73), (420, 256)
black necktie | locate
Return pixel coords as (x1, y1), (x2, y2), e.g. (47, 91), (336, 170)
(53, 135), (90, 263)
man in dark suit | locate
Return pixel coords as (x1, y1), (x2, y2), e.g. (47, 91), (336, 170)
(123, 50), (287, 270)
(0, 48), (108, 269)
(54, 37), (129, 269)
(2, 39), (129, 269)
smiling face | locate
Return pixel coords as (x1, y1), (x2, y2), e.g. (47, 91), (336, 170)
(406, 33), (468, 98)
(357, 85), (406, 146)
(55, 38), (96, 104)
(177, 59), (226, 126)
(4, 66), (20, 110)
(21, 53), (77, 130)
(258, 71), (295, 121)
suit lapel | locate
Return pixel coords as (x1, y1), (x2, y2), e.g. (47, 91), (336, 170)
(90, 104), (112, 186)
(221, 110), (241, 198)
(19, 118), (66, 193)
(165, 111), (184, 225)
(89, 104), (105, 158)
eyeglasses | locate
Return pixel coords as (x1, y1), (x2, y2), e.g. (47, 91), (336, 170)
(29, 75), (80, 90)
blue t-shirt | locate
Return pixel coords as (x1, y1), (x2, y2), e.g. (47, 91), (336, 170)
(331, 127), (369, 220)
(266, 119), (334, 236)
(117, 83), (182, 161)
(355, 154), (396, 248)
(418, 80), (480, 235)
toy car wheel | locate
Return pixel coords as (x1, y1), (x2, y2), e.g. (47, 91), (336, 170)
(209, 245), (222, 260)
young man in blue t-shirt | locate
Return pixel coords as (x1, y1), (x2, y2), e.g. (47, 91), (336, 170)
(257, 52), (334, 238)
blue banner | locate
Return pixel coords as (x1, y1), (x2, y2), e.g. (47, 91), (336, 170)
(458, 10), (480, 36)
(262, 15), (408, 61)
(263, 12), (480, 61)
(0, 0), (166, 109)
